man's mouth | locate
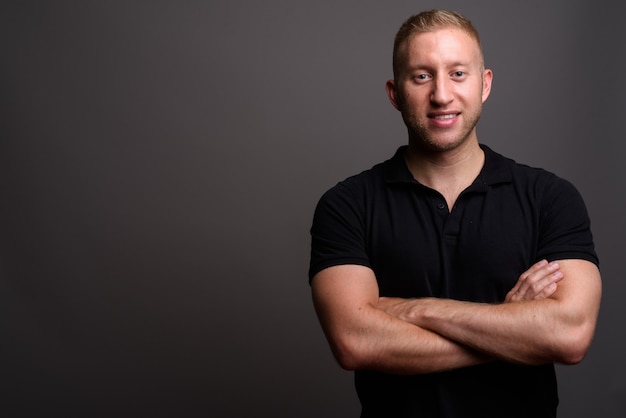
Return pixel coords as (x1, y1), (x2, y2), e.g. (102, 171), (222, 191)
(431, 113), (458, 120)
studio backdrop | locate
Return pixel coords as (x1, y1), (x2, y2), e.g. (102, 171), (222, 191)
(1, 1), (624, 417)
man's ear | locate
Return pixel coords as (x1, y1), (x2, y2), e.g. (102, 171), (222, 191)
(385, 79), (401, 111)
(481, 69), (493, 103)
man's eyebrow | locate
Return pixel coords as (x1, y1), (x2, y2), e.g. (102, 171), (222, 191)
(405, 61), (473, 72)
(404, 64), (432, 72)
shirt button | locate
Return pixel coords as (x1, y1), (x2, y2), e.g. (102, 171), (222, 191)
(437, 202), (446, 210)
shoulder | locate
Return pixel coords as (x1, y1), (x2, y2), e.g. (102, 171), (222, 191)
(482, 145), (598, 265)
(312, 165), (383, 228)
(482, 144), (579, 198)
(316, 147), (407, 208)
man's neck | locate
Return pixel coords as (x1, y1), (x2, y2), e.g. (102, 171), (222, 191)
(404, 140), (485, 210)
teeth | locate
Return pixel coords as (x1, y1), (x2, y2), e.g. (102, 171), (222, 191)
(434, 114), (456, 119)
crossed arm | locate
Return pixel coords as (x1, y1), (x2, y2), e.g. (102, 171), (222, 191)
(311, 259), (601, 374)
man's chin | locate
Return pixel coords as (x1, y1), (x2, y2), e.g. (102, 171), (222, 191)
(410, 135), (470, 153)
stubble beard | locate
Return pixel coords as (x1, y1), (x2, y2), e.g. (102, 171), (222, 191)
(402, 106), (483, 153)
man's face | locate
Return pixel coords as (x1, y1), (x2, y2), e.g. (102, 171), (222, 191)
(387, 28), (492, 152)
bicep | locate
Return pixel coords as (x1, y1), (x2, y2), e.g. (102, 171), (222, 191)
(552, 259), (601, 316)
(311, 264), (379, 336)
(310, 264), (384, 369)
(550, 259), (602, 358)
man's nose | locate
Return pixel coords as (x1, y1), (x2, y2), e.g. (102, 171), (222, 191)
(430, 77), (453, 105)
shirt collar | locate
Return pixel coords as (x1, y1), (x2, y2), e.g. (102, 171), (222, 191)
(383, 144), (513, 188)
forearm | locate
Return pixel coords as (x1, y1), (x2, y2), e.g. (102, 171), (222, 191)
(380, 259), (601, 365)
(323, 303), (492, 374)
(312, 265), (493, 375)
(394, 293), (596, 365)
(408, 298), (564, 365)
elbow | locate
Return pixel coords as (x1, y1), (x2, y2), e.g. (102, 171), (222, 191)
(334, 349), (360, 371)
(558, 349), (587, 366)
(558, 338), (592, 366)
(329, 336), (372, 371)
(553, 323), (596, 365)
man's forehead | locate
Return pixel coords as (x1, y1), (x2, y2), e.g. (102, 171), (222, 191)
(400, 28), (482, 64)
(404, 27), (478, 51)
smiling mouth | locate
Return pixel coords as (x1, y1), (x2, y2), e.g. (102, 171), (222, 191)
(431, 113), (458, 120)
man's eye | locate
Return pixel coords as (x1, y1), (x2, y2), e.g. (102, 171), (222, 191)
(452, 71), (465, 77)
(413, 74), (430, 82)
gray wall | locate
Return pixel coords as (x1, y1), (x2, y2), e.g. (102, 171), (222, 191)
(1, 1), (624, 417)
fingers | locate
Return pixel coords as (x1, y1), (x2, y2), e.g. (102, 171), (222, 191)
(505, 260), (548, 299)
(505, 260), (563, 303)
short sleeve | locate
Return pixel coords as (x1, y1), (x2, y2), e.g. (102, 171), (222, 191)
(536, 175), (599, 266)
(308, 182), (371, 282)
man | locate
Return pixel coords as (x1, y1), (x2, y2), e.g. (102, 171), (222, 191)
(309, 9), (601, 418)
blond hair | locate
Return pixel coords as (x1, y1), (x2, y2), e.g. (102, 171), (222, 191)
(392, 10), (483, 79)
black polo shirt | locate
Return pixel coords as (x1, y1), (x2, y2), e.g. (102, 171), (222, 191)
(309, 144), (598, 417)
